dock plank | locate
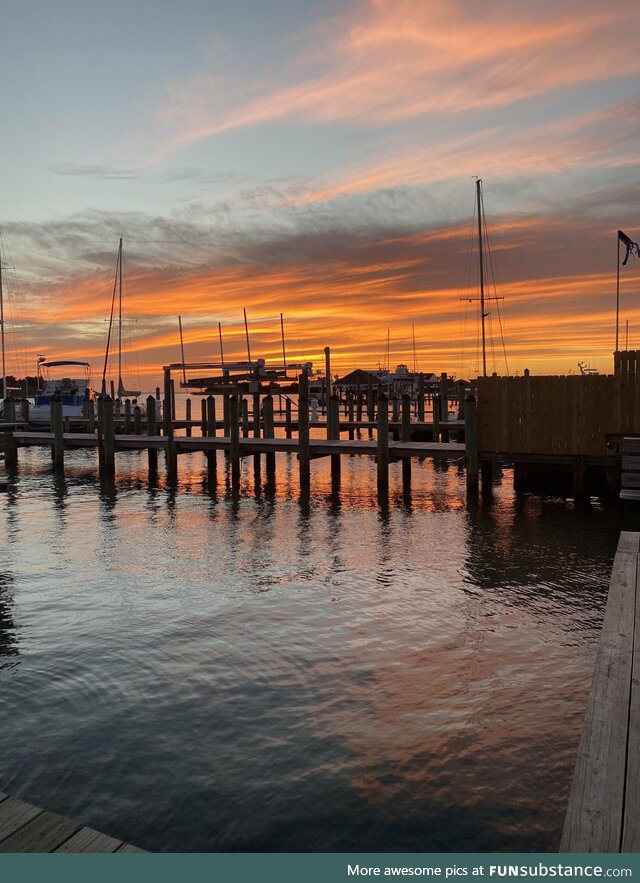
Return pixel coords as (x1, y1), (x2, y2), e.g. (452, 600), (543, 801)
(560, 531), (639, 852)
(0, 797), (44, 843)
(0, 809), (80, 852)
(54, 826), (123, 853)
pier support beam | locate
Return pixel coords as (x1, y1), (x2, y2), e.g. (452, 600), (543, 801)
(263, 394), (276, 478)
(103, 395), (115, 476)
(206, 395), (217, 476)
(298, 372), (310, 492)
(329, 394), (341, 485)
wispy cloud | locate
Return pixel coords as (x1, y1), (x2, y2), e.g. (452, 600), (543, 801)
(48, 163), (141, 180)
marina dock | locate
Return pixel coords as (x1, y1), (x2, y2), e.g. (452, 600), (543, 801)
(561, 530), (640, 852)
(0, 791), (144, 852)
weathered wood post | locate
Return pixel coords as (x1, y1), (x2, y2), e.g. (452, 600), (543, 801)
(329, 393), (341, 483)
(110, 380), (115, 400)
(146, 395), (158, 474)
(200, 398), (207, 436)
(401, 393), (411, 486)
(206, 394), (216, 474)
(392, 393), (400, 423)
(367, 374), (374, 422)
(21, 397), (29, 425)
(432, 393), (440, 443)
(253, 390), (260, 438)
(124, 399), (131, 435)
(96, 395), (105, 471)
(298, 372), (310, 491)
(115, 397), (122, 420)
(456, 381), (466, 421)
(263, 393), (275, 477)
(51, 394), (64, 470)
(170, 379), (176, 421)
(417, 373), (425, 421)
(87, 399), (95, 434)
(134, 404), (142, 435)
(103, 395), (116, 476)
(377, 392), (389, 494)
(465, 393), (479, 494)
(185, 397), (192, 437)
(440, 372), (449, 441)
(223, 389), (230, 438)
(163, 367), (177, 481)
(229, 394), (240, 487)
(3, 399), (17, 467)
(241, 397), (249, 438)
(347, 392), (355, 440)
(356, 378), (362, 423)
(285, 398), (292, 439)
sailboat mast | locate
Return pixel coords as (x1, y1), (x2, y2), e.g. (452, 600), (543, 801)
(178, 315), (187, 384)
(218, 322), (225, 371)
(280, 313), (287, 372)
(0, 245), (6, 400)
(118, 237), (123, 388)
(477, 179), (487, 378)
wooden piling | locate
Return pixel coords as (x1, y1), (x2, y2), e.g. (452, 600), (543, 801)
(3, 399), (17, 467)
(96, 396), (105, 471)
(206, 395), (216, 474)
(185, 398), (192, 437)
(229, 395), (240, 487)
(285, 398), (292, 439)
(103, 396), (115, 476)
(367, 374), (374, 422)
(377, 392), (389, 493)
(241, 397), (249, 437)
(263, 394), (275, 476)
(440, 372), (449, 441)
(465, 393), (479, 494)
(417, 373), (425, 421)
(124, 399), (131, 435)
(432, 393), (440, 443)
(223, 390), (230, 437)
(356, 379), (362, 422)
(49, 395), (64, 469)
(253, 392), (260, 438)
(329, 393), (341, 483)
(401, 393), (411, 486)
(170, 379), (176, 421)
(134, 404), (142, 435)
(146, 395), (158, 473)
(347, 392), (354, 440)
(298, 380), (310, 490)
(163, 368), (177, 480)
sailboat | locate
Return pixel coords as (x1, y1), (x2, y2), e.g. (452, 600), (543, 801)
(101, 237), (141, 398)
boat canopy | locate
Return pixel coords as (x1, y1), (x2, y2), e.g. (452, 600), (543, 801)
(41, 360), (91, 368)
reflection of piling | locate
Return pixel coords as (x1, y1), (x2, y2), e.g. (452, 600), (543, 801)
(229, 395), (240, 487)
(377, 392), (389, 493)
(147, 395), (158, 475)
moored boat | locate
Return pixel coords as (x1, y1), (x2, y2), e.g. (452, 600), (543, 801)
(29, 360), (94, 424)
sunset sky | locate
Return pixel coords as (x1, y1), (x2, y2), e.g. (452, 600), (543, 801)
(1, 0), (639, 385)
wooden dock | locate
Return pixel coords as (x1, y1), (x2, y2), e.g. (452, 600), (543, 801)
(560, 530), (640, 852)
(0, 791), (144, 852)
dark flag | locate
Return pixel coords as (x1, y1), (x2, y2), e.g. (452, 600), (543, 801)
(619, 229), (640, 265)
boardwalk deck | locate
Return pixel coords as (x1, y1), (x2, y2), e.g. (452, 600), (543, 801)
(560, 531), (640, 852)
(0, 791), (144, 853)
(13, 431), (465, 460)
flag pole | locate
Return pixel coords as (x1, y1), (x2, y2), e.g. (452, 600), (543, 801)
(616, 231), (621, 352)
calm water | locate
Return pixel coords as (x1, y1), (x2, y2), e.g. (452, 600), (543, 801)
(0, 429), (621, 852)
